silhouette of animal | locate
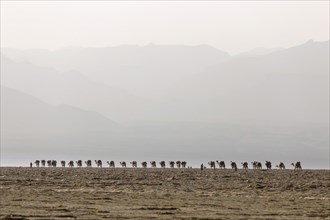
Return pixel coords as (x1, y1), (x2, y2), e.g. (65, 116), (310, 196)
(291, 161), (302, 170)
(68, 161), (74, 167)
(34, 160), (40, 167)
(47, 160), (52, 167)
(242, 162), (248, 169)
(265, 161), (272, 170)
(230, 161), (237, 171)
(76, 160), (82, 167)
(252, 161), (262, 169)
(208, 161), (216, 169)
(141, 161), (147, 168)
(276, 162), (285, 169)
(159, 161), (166, 168)
(85, 160), (92, 167)
(216, 160), (226, 169)
(95, 160), (102, 168)
(150, 161), (156, 168)
(107, 161), (115, 168)
(130, 161), (137, 168)
(51, 160), (57, 167)
(120, 161), (126, 168)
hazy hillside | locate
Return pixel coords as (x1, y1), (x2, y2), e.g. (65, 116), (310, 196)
(233, 47), (283, 58)
(1, 86), (118, 134)
(164, 40), (329, 125)
(2, 44), (230, 96)
(2, 41), (328, 125)
(1, 56), (148, 120)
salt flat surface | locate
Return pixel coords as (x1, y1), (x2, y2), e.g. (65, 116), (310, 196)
(0, 167), (329, 219)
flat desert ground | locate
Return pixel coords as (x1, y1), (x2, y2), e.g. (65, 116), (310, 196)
(0, 167), (329, 219)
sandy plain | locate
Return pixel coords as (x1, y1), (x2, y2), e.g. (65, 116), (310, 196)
(0, 167), (329, 219)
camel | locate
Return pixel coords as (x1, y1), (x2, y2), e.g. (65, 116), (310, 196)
(68, 161), (74, 167)
(120, 161), (126, 168)
(95, 160), (102, 168)
(241, 162), (248, 170)
(252, 161), (262, 169)
(107, 161), (115, 168)
(169, 161), (175, 168)
(47, 160), (52, 167)
(291, 161), (302, 170)
(130, 161), (137, 168)
(34, 160), (40, 167)
(208, 161), (216, 169)
(176, 161), (181, 168)
(251, 161), (257, 169)
(41, 160), (46, 167)
(181, 161), (187, 168)
(216, 160), (226, 169)
(141, 161), (147, 168)
(51, 160), (57, 167)
(150, 161), (157, 168)
(230, 161), (237, 171)
(85, 160), (92, 167)
(159, 161), (166, 168)
(276, 162), (285, 169)
(76, 160), (82, 167)
(61, 160), (66, 167)
(265, 161), (272, 170)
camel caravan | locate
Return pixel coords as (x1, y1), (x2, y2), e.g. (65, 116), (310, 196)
(33, 160), (57, 167)
(30, 159), (303, 170)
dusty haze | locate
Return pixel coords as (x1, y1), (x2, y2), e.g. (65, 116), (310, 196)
(1, 1), (329, 54)
(0, 1), (329, 168)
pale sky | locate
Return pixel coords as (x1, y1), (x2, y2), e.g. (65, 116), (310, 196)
(1, 1), (329, 54)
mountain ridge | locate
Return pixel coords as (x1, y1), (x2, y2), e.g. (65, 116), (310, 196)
(1, 40), (329, 124)
(1, 86), (119, 134)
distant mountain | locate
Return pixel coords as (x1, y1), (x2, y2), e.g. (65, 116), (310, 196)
(2, 44), (231, 96)
(1, 86), (119, 134)
(1, 56), (148, 121)
(163, 40), (329, 125)
(234, 47), (283, 58)
(1, 41), (329, 125)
